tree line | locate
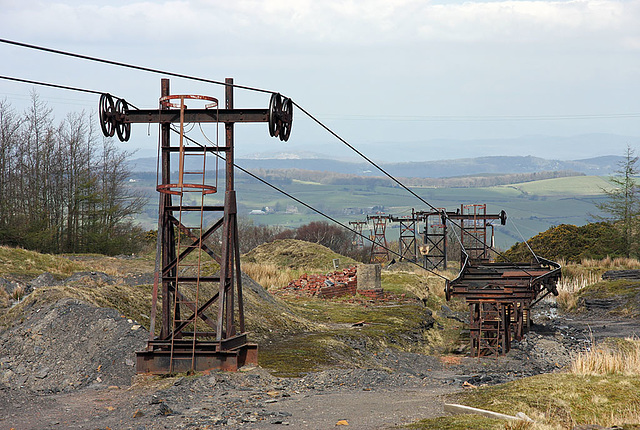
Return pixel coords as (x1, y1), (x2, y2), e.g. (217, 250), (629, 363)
(0, 93), (145, 255)
(249, 168), (583, 189)
(237, 219), (368, 261)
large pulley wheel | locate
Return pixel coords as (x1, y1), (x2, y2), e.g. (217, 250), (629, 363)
(115, 98), (131, 142)
(99, 93), (115, 137)
(268, 93), (282, 138)
(268, 93), (293, 142)
(279, 97), (293, 141)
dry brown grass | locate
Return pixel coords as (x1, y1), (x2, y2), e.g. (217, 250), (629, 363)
(0, 245), (86, 279)
(10, 284), (26, 301)
(555, 257), (632, 312)
(560, 257), (640, 288)
(62, 254), (154, 276)
(504, 420), (535, 430)
(0, 289), (9, 308)
(571, 337), (640, 376)
(555, 272), (599, 311)
(241, 261), (304, 291)
(580, 256), (640, 270)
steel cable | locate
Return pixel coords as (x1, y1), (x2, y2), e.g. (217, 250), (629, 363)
(0, 38), (273, 95)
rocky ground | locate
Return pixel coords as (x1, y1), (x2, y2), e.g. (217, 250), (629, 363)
(1, 272), (640, 429)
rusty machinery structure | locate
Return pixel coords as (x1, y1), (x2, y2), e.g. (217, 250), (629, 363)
(98, 78), (293, 374)
(445, 204), (560, 357)
(367, 214), (391, 264)
(380, 203), (560, 357)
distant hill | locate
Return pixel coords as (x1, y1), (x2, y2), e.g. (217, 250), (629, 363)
(129, 154), (624, 178)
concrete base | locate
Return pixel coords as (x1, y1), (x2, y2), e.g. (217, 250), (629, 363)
(357, 264), (381, 290)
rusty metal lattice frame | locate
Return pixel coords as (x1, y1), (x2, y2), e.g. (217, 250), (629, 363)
(447, 204), (506, 266)
(414, 209), (453, 270)
(132, 78), (275, 374)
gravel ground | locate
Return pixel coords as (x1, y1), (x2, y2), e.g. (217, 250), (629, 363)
(1, 276), (640, 429)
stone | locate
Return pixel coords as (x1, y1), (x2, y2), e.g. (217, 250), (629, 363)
(28, 272), (58, 289)
(356, 264), (381, 290)
(158, 402), (174, 416)
(34, 367), (49, 379)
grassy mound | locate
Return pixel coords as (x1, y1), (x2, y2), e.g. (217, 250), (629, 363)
(243, 239), (357, 271)
(571, 279), (640, 317)
(409, 372), (640, 429)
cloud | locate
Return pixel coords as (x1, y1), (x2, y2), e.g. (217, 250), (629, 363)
(3, 0), (637, 49)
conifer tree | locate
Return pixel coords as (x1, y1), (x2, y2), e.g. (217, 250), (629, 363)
(595, 145), (640, 258)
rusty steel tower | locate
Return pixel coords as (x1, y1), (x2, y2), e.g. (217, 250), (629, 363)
(98, 78), (292, 373)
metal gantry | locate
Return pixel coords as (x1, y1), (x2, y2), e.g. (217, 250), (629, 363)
(449, 204), (505, 264)
(98, 78), (293, 374)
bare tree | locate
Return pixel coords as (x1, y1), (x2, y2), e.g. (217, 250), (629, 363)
(0, 95), (146, 255)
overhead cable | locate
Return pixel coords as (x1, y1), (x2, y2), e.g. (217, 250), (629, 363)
(0, 74), (104, 95)
(0, 38), (273, 95)
(292, 100), (534, 275)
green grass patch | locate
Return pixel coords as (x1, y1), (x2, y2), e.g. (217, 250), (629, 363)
(412, 373), (640, 429)
(405, 414), (506, 430)
(259, 332), (354, 377)
(257, 296), (436, 376)
(504, 175), (610, 196)
(381, 271), (428, 297)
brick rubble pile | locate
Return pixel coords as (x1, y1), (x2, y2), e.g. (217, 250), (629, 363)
(276, 266), (391, 300)
(278, 266), (356, 298)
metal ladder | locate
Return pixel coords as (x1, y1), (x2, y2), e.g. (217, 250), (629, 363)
(164, 95), (219, 373)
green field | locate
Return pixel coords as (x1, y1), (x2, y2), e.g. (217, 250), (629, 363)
(129, 172), (609, 250)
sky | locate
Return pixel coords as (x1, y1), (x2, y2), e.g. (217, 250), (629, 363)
(1, 0), (639, 162)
